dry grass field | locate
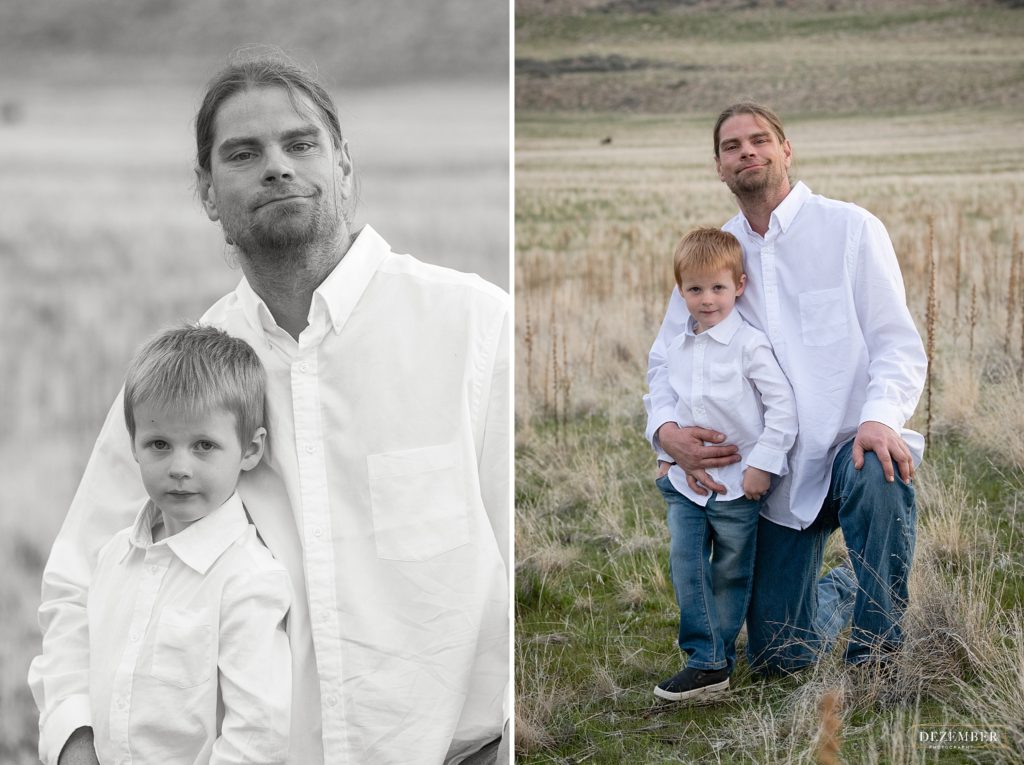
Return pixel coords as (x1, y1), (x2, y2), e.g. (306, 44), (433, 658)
(515, 1), (1024, 763)
(0, 3), (508, 761)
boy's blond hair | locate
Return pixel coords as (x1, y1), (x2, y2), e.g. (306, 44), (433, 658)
(123, 323), (266, 446)
(673, 227), (745, 291)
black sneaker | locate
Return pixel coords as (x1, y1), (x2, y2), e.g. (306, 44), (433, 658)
(653, 666), (730, 701)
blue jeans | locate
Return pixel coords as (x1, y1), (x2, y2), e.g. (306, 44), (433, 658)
(746, 439), (917, 674)
(657, 475), (760, 672)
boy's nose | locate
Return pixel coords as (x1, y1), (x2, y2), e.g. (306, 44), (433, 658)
(168, 453), (193, 480)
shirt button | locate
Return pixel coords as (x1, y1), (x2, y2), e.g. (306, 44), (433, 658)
(326, 695), (338, 708)
(305, 443), (316, 454)
(130, 632), (140, 642)
(312, 527), (323, 538)
(116, 698), (127, 710)
(299, 362), (311, 373)
(148, 565), (159, 575)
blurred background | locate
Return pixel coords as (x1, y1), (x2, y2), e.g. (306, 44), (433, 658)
(0, 0), (508, 759)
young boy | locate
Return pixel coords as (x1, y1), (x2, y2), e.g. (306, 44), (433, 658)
(87, 324), (291, 762)
(650, 227), (798, 701)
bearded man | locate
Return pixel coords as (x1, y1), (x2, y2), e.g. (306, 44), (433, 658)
(645, 102), (926, 683)
(30, 53), (509, 765)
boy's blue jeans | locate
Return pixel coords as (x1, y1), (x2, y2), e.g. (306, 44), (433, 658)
(656, 475), (760, 673)
(746, 439), (917, 674)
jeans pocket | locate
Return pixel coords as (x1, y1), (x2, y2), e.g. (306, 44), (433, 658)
(367, 442), (471, 561)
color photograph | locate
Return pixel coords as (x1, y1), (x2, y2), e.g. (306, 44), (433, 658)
(515, 0), (1024, 762)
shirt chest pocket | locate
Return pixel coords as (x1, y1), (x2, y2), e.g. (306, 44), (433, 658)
(151, 608), (214, 689)
(367, 442), (471, 562)
(798, 287), (848, 346)
(706, 360), (744, 403)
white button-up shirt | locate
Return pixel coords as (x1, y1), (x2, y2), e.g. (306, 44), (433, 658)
(656, 309), (797, 505)
(89, 493), (291, 765)
(29, 225), (511, 764)
(646, 183), (926, 529)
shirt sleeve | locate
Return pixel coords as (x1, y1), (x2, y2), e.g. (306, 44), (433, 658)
(27, 391), (146, 765)
(477, 305), (510, 573)
(743, 336), (799, 477)
(211, 566), (292, 765)
(643, 288), (690, 449)
(852, 215), (928, 432)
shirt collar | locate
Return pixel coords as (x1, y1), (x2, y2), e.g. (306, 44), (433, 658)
(234, 224), (392, 338)
(737, 180), (811, 239)
(124, 493), (251, 575)
(685, 306), (743, 345)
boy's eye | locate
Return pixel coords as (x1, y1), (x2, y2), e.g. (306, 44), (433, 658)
(195, 441), (216, 452)
(151, 440), (170, 451)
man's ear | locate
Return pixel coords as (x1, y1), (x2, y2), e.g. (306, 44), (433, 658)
(196, 168), (220, 222)
(240, 427), (267, 472)
(336, 140), (354, 198)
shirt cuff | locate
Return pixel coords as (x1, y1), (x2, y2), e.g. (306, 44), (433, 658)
(746, 443), (789, 477)
(859, 401), (904, 434)
(39, 695), (91, 765)
(647, 413), (676, 450)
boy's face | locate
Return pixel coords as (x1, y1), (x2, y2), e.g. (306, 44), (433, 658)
(131, 402), (265, 537)
(678, 267), (745, 333)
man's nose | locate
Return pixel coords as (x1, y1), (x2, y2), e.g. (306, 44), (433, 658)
(262, 147), (294, 183)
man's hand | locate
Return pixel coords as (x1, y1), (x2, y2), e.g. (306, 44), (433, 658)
(742, 467), (772, 501)
(853, 420), (914, 484)
(58, 727), (99, 765)
(656, 422), (739, 496)
(657, 460), (672, 478)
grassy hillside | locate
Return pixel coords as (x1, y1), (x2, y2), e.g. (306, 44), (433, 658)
(516, 0), (1023, 115)
(1, 0), (508, 85)
(515, 1), (1024, 762)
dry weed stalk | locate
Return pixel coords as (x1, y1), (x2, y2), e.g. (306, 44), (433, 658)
(969, 283), (978, 363)
(1006, 231), (1019, 355)
(814, 690), (843, 765)
(954, 214), (963, 319)
(560, 329), (571, 431)
(925, 219), (937, 448)
(523, 299), (535, 397)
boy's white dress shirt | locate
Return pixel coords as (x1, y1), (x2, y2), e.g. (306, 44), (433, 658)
(29, 225), (510, 765)
(646, 182), (927, 529)
(658, 309), (797, 505)
(88, 492), (291, 765)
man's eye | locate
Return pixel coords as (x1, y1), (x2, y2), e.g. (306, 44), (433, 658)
(230, 151), (255, 162)
(290, 142), (314, 153)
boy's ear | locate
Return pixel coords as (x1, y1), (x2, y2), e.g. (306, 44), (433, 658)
(240, 427), (267, 472)
(735, 273), (747, 297)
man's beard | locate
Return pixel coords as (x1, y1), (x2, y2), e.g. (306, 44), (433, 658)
(724, 162), (788, 201)
(224, 192), (347, 264)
